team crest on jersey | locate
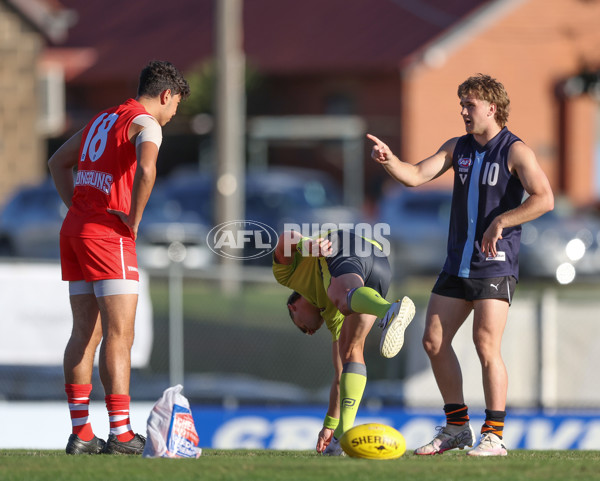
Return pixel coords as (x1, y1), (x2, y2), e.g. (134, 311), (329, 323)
(457, 155), (472, 184)
(458, 156), (472, 170)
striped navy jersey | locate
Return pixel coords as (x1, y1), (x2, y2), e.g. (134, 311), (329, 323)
(442, 127), (525, 279)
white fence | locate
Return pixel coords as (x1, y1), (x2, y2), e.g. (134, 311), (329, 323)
(0, 262), (152, 366)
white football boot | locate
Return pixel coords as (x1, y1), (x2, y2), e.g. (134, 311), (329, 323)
(414, 424), (476, 455)
(323, 437), (345, 456)
(467, 432), (508, 456)
(379, 296), (416, 358)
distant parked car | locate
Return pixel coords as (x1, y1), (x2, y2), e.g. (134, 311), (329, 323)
(0, 179), (213, 269)
(155, 166), (365, 265)
(519, 198), (600, 283)
(163, 166), (362, 232)
(377, 187), (452, 276)
(378, 186), (600, 283)
(0, 180), (66, 259)
(136, 183), (213, 269)
(0, 167), (365, 269)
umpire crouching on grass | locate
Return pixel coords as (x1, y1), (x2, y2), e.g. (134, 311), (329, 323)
(272, 228), (415, 455)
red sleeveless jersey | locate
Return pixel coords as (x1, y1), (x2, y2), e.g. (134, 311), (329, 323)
(61, 99), (152, 239)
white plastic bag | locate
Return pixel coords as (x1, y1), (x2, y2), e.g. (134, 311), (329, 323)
(142, 384), (202, 458)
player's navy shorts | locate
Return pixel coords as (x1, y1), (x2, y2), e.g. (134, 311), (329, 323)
(325, 230), (391, 298)
(432, 271), (516, 304)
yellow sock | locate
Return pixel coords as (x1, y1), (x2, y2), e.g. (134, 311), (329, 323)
(333, 362), (367, 439)
(348, 286), (390, 318)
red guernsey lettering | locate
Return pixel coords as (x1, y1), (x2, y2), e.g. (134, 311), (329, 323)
(75, 170), (113, 194)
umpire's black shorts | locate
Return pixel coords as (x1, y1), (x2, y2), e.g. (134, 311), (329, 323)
(325, 230), (391, 298)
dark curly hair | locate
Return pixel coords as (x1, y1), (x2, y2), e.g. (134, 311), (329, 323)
(137, 60), (190, 100)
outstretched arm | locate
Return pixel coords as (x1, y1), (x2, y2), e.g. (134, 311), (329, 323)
(316, 340), (342, 453)
(367, 133), (456, 187)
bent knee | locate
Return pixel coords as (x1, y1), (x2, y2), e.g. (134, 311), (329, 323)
(330, 293), (352, 316)
(422, 334), (443, 357)
(474, 342), (501, 363)
(473, 332), (501, 357)
(103, 330), (135, 347)
(336, 301), (352, 316)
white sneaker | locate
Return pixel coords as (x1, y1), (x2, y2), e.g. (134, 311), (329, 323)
(322, 437), (345, 456)
(379, 296), (415, 358)
(467, 432), (508, 456)
(414, 424), (476, 455)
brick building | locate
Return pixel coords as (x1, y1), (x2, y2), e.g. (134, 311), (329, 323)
(5, 0), (600, 208)
(399, 0), (600, 206)
(0, 0), (74, 204)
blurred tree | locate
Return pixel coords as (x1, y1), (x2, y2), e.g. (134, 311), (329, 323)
(180, 60), (262, 116)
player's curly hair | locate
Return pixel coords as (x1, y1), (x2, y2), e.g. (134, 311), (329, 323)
(137, 60), (191, 100)
(458, 74), (510, 128)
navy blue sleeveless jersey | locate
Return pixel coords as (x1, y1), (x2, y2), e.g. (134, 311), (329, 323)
(442, 127), (525, 279)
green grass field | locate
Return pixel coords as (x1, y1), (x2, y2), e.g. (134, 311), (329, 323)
(2, 449), (600, 481)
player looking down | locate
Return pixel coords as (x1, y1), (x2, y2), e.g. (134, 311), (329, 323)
(273, 228), (415, 455)
(49, 60), (190, 455)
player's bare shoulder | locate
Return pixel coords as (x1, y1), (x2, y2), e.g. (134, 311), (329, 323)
(441, 137), (460, 156)
(435, 136), (461, 169)
(507, 139), (536, 174)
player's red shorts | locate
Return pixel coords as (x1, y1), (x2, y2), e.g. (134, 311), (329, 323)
(60, 235), (139, 282)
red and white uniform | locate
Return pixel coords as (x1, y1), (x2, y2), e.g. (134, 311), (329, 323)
(60, 98), (153, 282)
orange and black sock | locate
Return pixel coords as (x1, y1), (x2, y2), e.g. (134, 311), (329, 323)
(444, 403), (469, 427)
(65, 383), (95, 441)
(482, 409), (506, 439)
